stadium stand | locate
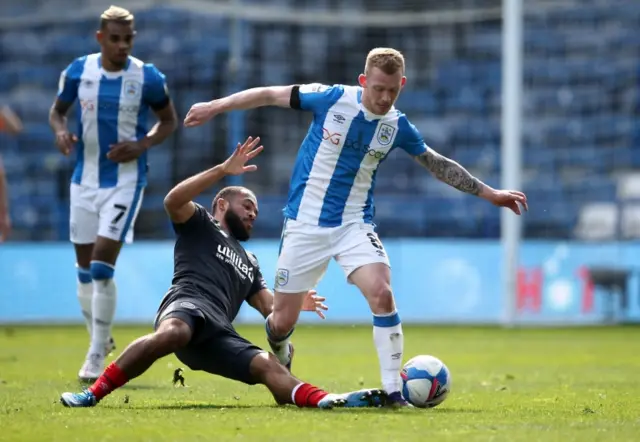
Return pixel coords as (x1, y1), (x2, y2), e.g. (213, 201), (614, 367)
(0, 0), (637, 240)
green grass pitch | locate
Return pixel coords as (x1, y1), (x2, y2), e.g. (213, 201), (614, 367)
(0, 324), (639, 441)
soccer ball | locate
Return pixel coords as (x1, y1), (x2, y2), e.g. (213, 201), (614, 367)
(401, 355), (451, 408)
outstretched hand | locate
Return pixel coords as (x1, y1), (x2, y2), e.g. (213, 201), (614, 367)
(184, 101), (218, 128)
(301, 290), (329, 320)
(486, 189), (528, 215)
(221, 136), (264, 176)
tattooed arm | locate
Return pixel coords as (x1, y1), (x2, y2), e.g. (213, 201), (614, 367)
(397, 117), (528, 214)
(413, 148), (492, 197)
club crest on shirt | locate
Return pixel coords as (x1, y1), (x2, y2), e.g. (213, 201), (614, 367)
(124, 80), (141, 99)
(377, 123), (396, 146)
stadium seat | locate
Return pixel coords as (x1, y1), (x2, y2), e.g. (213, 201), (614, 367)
(616, 173), (640, 201)
(395, 89), (438, 115)
(621, 204), (640, 239)
(574, 203), (619, 241)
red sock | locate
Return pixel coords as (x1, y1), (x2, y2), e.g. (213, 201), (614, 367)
(293, 383), (329, 408)
(88, 362), (129, 401)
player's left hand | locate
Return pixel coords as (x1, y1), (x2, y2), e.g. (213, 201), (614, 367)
(485, 189), (528, 215)
(301, 290), (328, 319)
(221, 136), (264, 175)
(107, 141), (147, 163)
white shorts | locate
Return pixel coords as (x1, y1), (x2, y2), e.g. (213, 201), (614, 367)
(274, 218), (391, 293)
(69, 183), (145, 245)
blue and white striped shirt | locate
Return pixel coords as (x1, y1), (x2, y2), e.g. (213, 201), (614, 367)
(57, 53), (169, 188)
(286, 83), (428, 227)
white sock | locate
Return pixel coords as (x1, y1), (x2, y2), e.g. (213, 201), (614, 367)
(77, 264), (93, 334)
(89, 261), (117, 356)
(373, 311), (404, 394)
(77, 281), (93, 334)
(291, 382), (303, 404)
(265, 313), (293, 365)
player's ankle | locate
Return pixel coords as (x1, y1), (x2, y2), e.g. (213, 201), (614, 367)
(264, 314), (294, 343)
(88, 362), (129, 401)
(292, 383), (328, 408)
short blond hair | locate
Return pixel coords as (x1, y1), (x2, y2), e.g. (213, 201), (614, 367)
(364, 48), (405, 75)
(100, 5), (134, 28)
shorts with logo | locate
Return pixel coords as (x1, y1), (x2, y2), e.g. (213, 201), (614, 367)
(154, 284), (263, 385)
(69, 182), (145, 244)
(274, 218), (391, 293)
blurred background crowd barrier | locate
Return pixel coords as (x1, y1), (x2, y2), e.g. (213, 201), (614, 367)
(1, 0), (638, 325)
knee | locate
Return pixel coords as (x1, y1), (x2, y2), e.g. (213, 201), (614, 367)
(367, 281), (395, 314)
(90, 260), (115, 281)
(155, 319), (192, 351)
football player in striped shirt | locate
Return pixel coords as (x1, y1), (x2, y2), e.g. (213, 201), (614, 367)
(49, 5), (178, 382)
(184, 47), (527, 406)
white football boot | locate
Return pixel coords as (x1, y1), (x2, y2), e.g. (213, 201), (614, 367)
(78, 352), (104, 383)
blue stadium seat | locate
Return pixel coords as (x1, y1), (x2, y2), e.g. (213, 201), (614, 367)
(465, 31), (501, 58)
(375, 168), (413, 193)
(147, 149), (173, 185)
(436, 61), (474, 91)
(395, 89), (438, 115)
(374, 196), (428, 236)
(522, 147), (555, 170)
(443, 87), (486, 115)
(564, 176), (617, 202)
(1, 150), (27, 179)
(524, 30), (565, 56)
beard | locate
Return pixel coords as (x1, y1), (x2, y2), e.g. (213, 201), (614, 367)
(224, 209), (251, 241)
